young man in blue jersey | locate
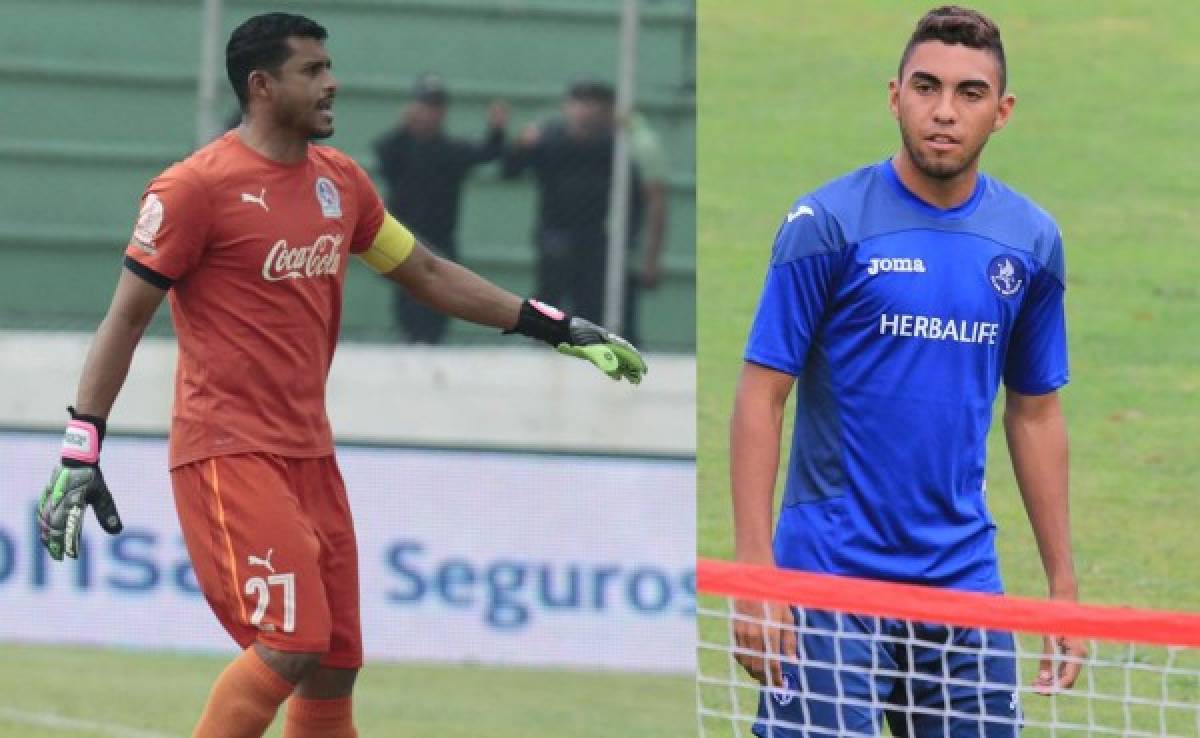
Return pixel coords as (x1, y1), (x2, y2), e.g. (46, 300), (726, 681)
(730, 6), (1087, 737)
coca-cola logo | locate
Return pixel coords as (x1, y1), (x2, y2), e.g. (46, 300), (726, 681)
(262, 233), (343, 282)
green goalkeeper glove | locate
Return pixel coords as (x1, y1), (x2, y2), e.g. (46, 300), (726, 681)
(508, 299), (647, 384)
(36, 408), (123, 561)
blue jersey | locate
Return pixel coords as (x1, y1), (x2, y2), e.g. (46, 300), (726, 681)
(745, 159), (1068, 592)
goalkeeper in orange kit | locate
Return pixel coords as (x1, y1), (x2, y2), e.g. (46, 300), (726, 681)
(36, 12), (643, 738)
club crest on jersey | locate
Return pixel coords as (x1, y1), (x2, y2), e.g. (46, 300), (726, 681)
(867, 256), (926, 276)
(132, 193), (164, 254)
(772, 671), (798, 706)
(315, 177), (342, 218)
(988, 255), (1025, 298)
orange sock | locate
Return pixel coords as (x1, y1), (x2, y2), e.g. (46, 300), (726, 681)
(283, 695), (357, 738)
(192, 647), (294, 738)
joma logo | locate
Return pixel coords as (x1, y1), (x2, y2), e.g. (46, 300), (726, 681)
(867, 257), (927, 276)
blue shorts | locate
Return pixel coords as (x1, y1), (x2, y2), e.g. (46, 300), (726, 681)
(753, 609), (1021, 738)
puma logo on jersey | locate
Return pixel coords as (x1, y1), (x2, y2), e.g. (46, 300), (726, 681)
(247, 548), (275, 573)
(786, 205), (815, 222)
(867, 257), (927, 276)
(241, 189), (269, 212)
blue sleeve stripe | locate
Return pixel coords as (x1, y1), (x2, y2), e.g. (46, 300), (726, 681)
(1004, 373), (1069, 396)
(743, 353), (800, 377)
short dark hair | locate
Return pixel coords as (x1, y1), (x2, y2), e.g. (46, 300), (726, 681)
(567, 79), (615, 105)
(411, 73), (449, 106)
(898, 6), (1006, 93)
(226, 13), (328, 109)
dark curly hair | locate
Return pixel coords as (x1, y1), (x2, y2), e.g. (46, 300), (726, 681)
(898, 6), (1006, 93)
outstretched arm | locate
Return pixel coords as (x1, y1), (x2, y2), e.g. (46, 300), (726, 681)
(463, 100), (508, 167)
(358, 214), (645, 383)
(1005, 388), (1086, 690)
(500, 123), (540, 178)
(384, 239), (521, 330)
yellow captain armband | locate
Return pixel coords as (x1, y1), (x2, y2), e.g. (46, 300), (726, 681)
(358, 213), (416, 274)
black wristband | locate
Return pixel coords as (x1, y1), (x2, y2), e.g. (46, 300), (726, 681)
(68, 405), (107, 445)
(505, 299), (571, 346)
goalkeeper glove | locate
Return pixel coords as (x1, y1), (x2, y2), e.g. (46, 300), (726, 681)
(36, 407), (123, 561)
(508, 299), (647, 384)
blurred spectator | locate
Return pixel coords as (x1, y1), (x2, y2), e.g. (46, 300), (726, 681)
(374, 73), (508, 343)
(502, 80), (642, 327)
(625, 112), (669, 346)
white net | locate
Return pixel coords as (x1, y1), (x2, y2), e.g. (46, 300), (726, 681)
(697, 561), (1200, 738)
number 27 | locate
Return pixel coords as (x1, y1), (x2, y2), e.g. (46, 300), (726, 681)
(245, 573), (296, 633)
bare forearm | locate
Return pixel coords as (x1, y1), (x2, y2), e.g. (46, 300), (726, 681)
(500, 144), (532, 179)
(731, 367), (790, 565)
(473, 125), (505, 165)
(74, 312), (149, 419)
(73, 270), (164, 419)
(1005, 396), (1075, 598)
(396, 254), (522, 331)
(646, 187), (667, 263)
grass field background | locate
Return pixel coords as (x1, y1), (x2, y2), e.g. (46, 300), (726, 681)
(697, 1), (1200, 735)
(0, 644), (692, 737)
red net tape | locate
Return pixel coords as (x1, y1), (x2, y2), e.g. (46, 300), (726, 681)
(698, 558), (1200, 648)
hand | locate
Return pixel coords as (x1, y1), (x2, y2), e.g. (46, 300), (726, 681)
(518, 123), (540, 148)
(508, 299), (646, 384)
(732, 598), (797, 690)
(1032, 634), (1088, 694)
(556, 316), (647, 384)
(37, 465), (123, 561)
(487, 100), (509, 129)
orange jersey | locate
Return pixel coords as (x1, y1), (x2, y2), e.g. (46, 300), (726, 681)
(124, 131), (385, 469)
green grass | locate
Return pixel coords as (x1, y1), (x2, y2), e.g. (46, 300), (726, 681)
(0, 644), (693, 737)
(697, 0), (1200, 735)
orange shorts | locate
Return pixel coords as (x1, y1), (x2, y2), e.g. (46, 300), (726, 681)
(171, 453), (362, 669)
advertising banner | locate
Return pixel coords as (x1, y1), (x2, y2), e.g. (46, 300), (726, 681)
(1, 432), (695, 673)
